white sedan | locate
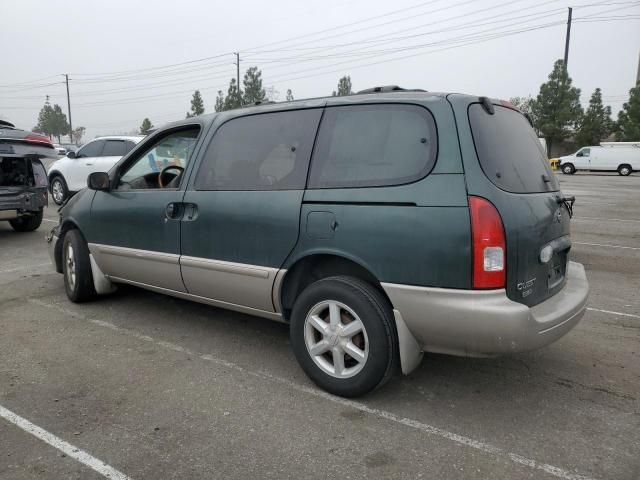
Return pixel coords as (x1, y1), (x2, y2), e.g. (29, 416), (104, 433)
(47, 135), (143, 204)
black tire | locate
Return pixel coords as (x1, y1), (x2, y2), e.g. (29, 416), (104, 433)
(50, 175), (69, 205)
(62, 229), (96, 303)
(290, 276), (398, 397)
(561, 163), (575, 175)
(9, 210), (43, 232)
(618, 164), (632, 176)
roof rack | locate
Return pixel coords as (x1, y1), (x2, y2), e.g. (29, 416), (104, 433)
(356, 85), (426, 94)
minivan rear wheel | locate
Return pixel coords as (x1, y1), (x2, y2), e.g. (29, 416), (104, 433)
(290, 276), (398, 397)
(618, 164), (632, 176)
(562, 163), (575, 175)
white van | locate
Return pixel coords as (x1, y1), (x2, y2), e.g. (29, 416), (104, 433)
(559, 142), (640, 176)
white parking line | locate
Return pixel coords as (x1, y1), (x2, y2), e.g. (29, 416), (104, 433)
(573, 217), (640, 223)
(573, 242), (640, 251)
(0, 404), (132, 480)
(27, 297), (597, 480)
(587, 307), (640, 319)
(42, 218), (58, 223)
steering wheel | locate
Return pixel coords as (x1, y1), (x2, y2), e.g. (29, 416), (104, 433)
(158, 165), (184, 188)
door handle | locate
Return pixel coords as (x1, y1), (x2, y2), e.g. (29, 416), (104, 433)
(184, 203), (198, 221)
(85, 162), (93, 166)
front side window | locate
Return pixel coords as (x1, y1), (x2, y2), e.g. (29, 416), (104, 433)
(308, 104), (438, 188)
(102, 140), (128, 157)
(116, 127), (200, 190)
(195, 109), (322, 191)
(578, 148), (590, 157)
(76, 140), (104, 158)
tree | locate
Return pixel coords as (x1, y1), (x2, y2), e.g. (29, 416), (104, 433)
(616, 84), (640, 141)
(332, 76), (353, 96)
(72, 126), (86, 144)
(223, 78), (242, 110)
(139, 118), (154, 135)
(49, 105), (70, 142)
(286, 89), (294, 102)
(35, 101), (55, 139)
(186, 90), (205, 118)
(214, 90), (225, 112)
(243, 67), (266, 104)
(530, 60), (583, 153)
(575, 88), (613, 147)
(35, 100), (69, 142)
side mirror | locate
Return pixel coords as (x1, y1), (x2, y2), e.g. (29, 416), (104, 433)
(576, 152), (583, 157)
(67, 151), (76, 159)
(88, 172), (110, 191)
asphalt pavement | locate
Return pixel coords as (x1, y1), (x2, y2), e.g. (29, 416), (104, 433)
(0, 172), (638, 480)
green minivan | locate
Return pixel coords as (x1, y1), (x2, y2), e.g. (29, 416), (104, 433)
(47, 88), (589, 397)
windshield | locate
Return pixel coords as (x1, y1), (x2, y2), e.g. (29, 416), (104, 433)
(468, 104), (559, 193)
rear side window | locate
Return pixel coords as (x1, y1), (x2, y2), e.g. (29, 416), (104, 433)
(76, 140), (104, 158)
(102, 140), (128, 157)
(468, 104), (559, 193)
(308, 104), (437, 188)
(195, 109), (322, 191)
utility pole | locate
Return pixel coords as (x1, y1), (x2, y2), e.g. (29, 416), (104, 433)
(563, 7), (573, 71)
(234, 52), (241, 107)
(65, 74), (73, 143)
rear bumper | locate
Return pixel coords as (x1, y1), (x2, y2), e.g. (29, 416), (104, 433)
(0, 190), (48, 214)
(382, 261), (589, 370)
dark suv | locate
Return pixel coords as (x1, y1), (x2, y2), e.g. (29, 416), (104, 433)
(47, 89), (589, 397)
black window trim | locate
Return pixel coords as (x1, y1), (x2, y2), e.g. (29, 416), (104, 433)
(306, 102), (440, 190)
(113, 125), (203, 192)
(193, 107), (325, 192)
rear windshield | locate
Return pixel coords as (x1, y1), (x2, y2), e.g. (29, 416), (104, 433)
(468, 104), (559, 193)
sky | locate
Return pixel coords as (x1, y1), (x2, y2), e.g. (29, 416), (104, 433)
(1, 0), (639, 141)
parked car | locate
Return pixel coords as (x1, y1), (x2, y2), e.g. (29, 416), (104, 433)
(47, 89), (589, 397)
(47, 135), (143, 204)
(559, 142), (640, 176)
(0, 120), (52, 232)
(61, 143), (79, 153)
(53, 143), (67, 156)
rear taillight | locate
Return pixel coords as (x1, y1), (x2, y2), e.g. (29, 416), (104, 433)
(469, 196), (506, 289)
(25, 134), (53, 148)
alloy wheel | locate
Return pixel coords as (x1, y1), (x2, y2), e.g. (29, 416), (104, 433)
(65, 243), (76, 290)
(304, 300), (369, 379)
(52, 180), (64, 203)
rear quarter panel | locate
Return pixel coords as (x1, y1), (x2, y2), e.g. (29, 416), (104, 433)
(285, 96), (472, 288)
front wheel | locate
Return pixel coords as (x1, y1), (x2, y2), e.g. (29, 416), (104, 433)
(9, 210), (43, 232)
(50, 175), (68, 205)
(618, 164), (632, 176)
(62, 229), (96, 303)
(562, 163), (575, 175)
(290, 276), (398, 397)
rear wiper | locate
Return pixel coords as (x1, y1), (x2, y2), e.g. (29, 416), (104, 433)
(556, 194), (575, 218)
